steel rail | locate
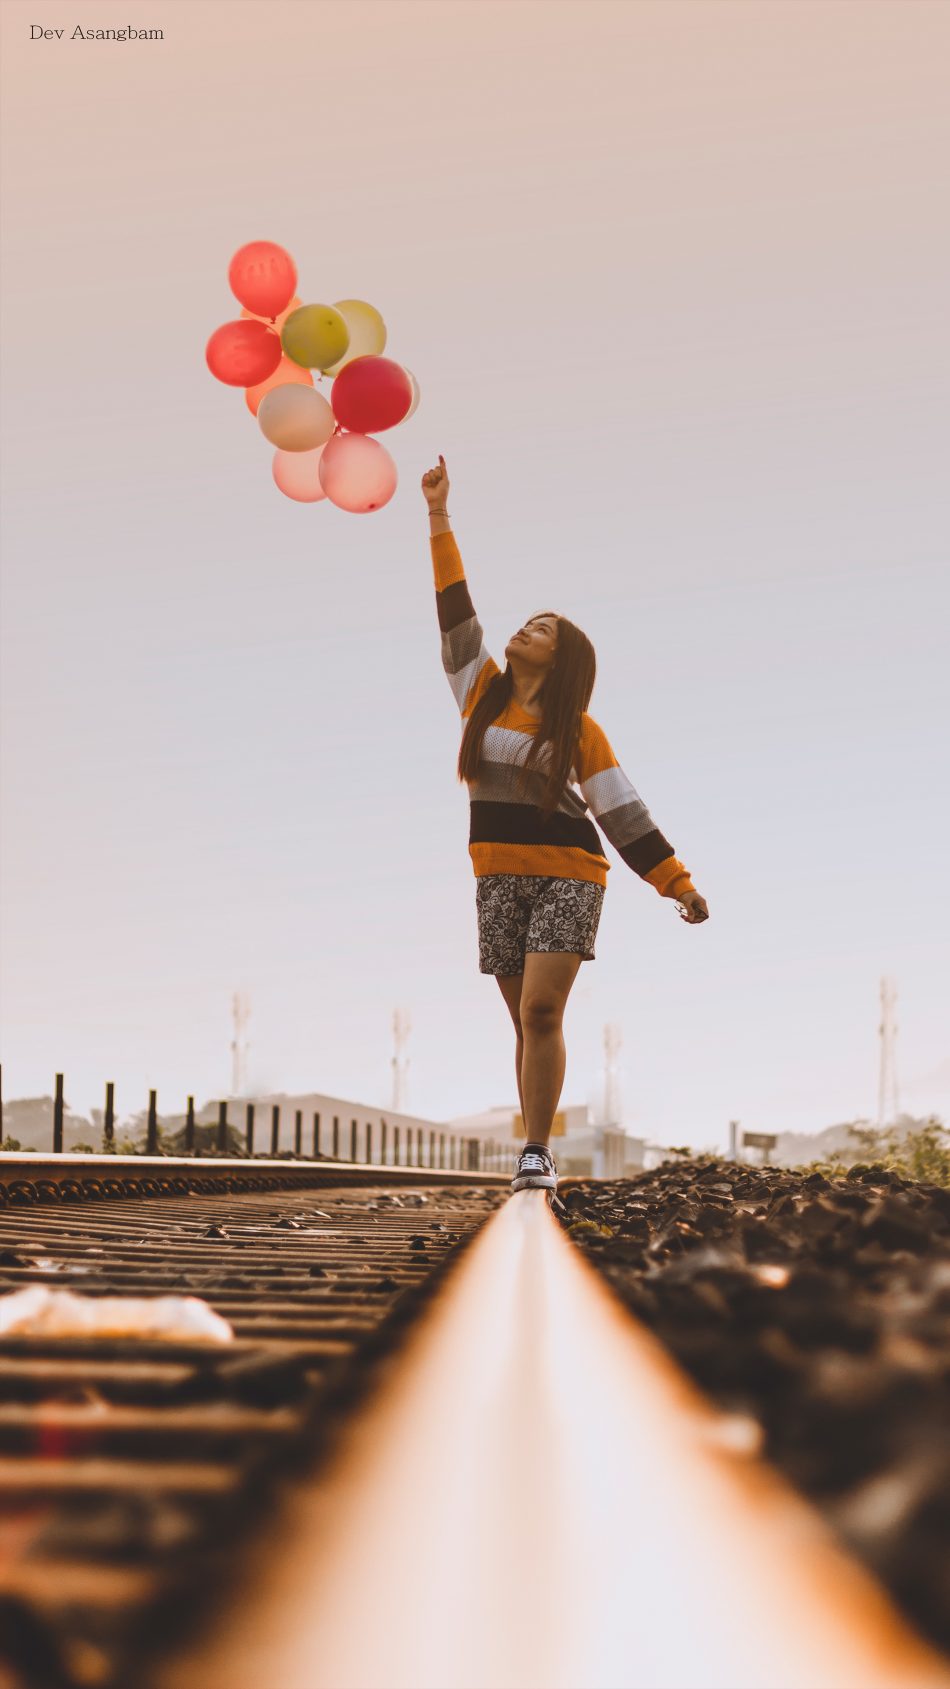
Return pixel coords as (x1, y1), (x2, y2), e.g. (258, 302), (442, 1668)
(0, 1152), (509, 1204)
(160, 1188), (950, 1689)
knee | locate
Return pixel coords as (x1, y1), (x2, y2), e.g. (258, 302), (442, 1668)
(521, 997), (562, 1033)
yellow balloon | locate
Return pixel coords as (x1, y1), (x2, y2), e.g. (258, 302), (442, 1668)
(258, 385), (335, 451)
(281, 304), (349, 370)
(320, 299), (387, 378)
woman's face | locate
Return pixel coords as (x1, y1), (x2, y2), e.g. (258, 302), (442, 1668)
(505, 614), (559, 671)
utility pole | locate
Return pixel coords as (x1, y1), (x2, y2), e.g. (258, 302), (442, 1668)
(231, 990), (250, 1098)
(877, 976), (899, 1127)
(391, 1007), (411, 1113)
(602, 1022), (622, 1127)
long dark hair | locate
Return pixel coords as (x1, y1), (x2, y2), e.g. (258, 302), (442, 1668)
(457, 613), (597, 820)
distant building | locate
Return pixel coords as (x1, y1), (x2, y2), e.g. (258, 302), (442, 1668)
(446, 1102), (646, 1178)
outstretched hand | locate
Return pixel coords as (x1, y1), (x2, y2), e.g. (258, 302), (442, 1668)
(677, 891), (709, 924)
(421, 453), (450, 506)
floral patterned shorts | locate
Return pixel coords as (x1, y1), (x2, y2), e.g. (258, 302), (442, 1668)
(475, 873), (606, 976)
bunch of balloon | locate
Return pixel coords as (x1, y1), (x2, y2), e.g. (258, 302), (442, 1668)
(204, 240), (421, 510)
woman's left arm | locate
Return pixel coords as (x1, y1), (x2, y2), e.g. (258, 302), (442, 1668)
(576, 716), (708, 922)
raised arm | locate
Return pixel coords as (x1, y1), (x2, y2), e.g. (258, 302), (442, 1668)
(423, 455), (500, 718)
(576, 714), (695, 901)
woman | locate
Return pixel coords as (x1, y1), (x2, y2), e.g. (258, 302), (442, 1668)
(422, 454), (708, 1194)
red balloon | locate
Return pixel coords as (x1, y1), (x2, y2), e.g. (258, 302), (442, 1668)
(206, 320), (282, 387)
(228, 241), (297, 320)
(240, 294), (302, 333)
(330, 355), (413, 434)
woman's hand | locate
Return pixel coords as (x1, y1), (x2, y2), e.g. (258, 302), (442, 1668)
(677, 891), (709, 923)
(421, 453), (450, 507)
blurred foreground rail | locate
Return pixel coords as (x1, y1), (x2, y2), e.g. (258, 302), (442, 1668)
(0, 1156), (505, 1688)
(0, 1159), (948, 1689)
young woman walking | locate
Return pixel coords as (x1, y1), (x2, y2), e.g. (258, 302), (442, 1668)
(422, 455), (709, 1194)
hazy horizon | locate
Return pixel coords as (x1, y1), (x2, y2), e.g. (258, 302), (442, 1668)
(2, 0), (948, 1146)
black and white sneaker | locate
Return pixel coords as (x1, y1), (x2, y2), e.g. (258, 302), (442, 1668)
(511, 1143), (558, 1192)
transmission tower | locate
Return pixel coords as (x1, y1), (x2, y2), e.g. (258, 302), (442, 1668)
(602, 1022), (622, 1127)
(877, 976), (899, 1127)
(230, 990), (250, 1098)
(391, 1007), (411, 1113)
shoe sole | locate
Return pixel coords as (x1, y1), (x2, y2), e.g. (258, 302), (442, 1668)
(510, 1174), (558, 1191)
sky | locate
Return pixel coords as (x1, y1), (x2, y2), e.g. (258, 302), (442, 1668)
(1, 0), (948, 1147)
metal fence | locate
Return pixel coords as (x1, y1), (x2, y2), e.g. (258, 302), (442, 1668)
(0, 1068), (517, 1174)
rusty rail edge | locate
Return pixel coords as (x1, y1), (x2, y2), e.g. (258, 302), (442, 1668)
(0, 1153), (510, 1206)
(158, 1188), (950, 1689)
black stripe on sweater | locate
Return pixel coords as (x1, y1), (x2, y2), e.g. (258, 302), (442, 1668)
(618, 828), (677, 876)
(436, 578), (476, 634)
(469, 801), (605, 858)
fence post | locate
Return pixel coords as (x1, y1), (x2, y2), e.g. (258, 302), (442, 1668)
(104, 1081), (115, 1150)
(246, 1101), (255, 1157)
(332, 1115), (339, 1158)
(381, 1121), (388, 1166)
(184, 1095), (195, 1154)
(146, 1089), (158, 1155)
(294, 1109), (302, 1157)
(217, 1101), (228, 1154)
(53, 1073), (64, 1153)
(365, 1121), (372, 1164)
(271, 1104), (280, 1157)
(350, 1118), (357, 1162)
(313, 1111), (320, 1158)
(394, 1125), (400, 1166)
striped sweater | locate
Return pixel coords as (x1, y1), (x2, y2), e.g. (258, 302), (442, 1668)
(432, 527), (695, 899)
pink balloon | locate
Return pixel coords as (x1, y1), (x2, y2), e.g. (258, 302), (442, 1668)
(318, 430), (398, 512)
(273, 445), (329, 503)
(330, 356), (413, 433)
(206, 319), (282, 386)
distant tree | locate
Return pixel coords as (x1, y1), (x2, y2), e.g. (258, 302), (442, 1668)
(800, 1114), (949, 1186)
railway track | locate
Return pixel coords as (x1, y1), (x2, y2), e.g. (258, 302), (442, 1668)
(0, 1155), (948, 1689)
(0, 1155), (506, 1689)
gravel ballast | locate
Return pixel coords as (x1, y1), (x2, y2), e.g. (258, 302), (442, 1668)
(559, 1159), (950, 1659)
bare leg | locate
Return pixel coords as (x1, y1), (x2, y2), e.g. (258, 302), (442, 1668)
(519, 953), (583, 1149)
(514, 1031), (526, 1122)
(495, 973), (527, 1131)
(520, 1022), (567, 1150)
